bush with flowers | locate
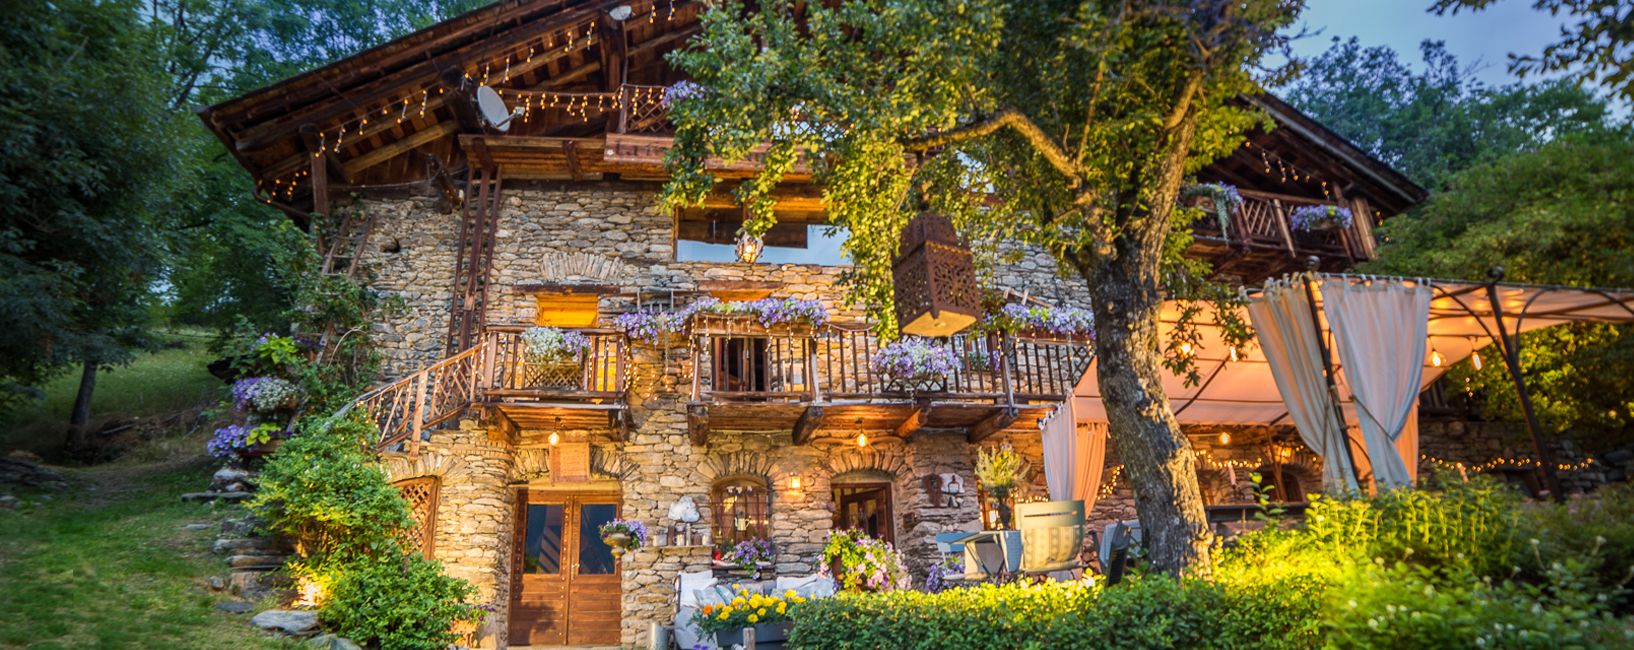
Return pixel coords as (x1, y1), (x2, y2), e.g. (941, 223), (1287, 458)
(819, 529), (912, 592)
(977, 303), (1095, 341)
(692, 585), (806, 634)
(724, 536), (776, 572)
(616, 297), (830, 344)
(520, 326), (591, 364)
(597, 519), (649, 550)
(1288, 204), (1354, 231)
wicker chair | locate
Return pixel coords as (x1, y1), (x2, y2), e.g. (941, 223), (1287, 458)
(1015, 500), (1086, 576)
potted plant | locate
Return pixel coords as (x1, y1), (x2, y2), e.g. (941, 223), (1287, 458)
(1289, 204), (1354, 232)
(872, 337), (962, 393)
(207, 422), (287, 460)
(692, 586), (805, 650)
(975, 444), (1030, 529)
(1180, 182), (1243, 235)
(723, 537), (775, 579)
(817, 529), (911, 592)
(597, 519), (647, 559)
(520, 326), (592, 388)
(977, 303), (1095, 342)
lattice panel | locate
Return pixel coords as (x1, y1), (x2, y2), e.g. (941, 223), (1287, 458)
(523, 357), (586, 389)
(396, 477), (440, 557)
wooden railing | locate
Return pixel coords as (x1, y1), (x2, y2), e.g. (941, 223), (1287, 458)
(355, 341), (486, 454)
(1191, 189), (1362, 260)
(692, 325), (1091, 404)
(615, 84), (673, 134)
(482, 326), (628, 399)
(351, 326), (628, 452)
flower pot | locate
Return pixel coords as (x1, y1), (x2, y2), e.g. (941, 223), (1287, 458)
(715, 621), (793, 650)
(604, 532), (631, 559)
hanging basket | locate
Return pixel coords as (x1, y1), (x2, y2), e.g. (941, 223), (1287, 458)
(883, 373), (950, 394)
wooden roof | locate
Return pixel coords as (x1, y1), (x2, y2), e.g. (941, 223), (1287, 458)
(198, 0), (1426, 217)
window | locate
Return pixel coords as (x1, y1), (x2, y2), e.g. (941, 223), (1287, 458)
(533, 293), (600, 327)
(712, 478), (771, 545)
(712, 336), (770, 394)
(395, 477), (440, 556)
(674, 207), (850, 265)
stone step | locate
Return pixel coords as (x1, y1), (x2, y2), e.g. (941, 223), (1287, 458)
(213, 537), (287, 555)
(181, 491), (252, 503)
(229, 554), (287, 569)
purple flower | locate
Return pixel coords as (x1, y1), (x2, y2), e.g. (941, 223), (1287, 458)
(599, 519), (648, 549)
(727, 537), (775, 571)
(663, 80), (704, 108)
(1289, 204), (1354, 231)
(980, 304), (1095, 340)
(873, 338), (962, 380)
(230, 378), (267, 410)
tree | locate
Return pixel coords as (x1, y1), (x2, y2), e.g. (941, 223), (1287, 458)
(1366, 132), (1634, 445)
(1432, 0), (1634, 104)
(1281, 38), (1614, 190)
(661, 0), (1296, 574)
(0, 0), (178, 446)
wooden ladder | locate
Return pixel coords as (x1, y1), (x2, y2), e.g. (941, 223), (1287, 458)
(447, 166), (503, 354)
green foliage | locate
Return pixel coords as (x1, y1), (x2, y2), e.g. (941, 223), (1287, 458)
(1282, 38), (1615, 190)
(819, 529), (911, 592)
(1433, 0), (1634, 105)
(973, 444), (1030, 496)
(318, 553), (479, 650)
(0, 0), (178, 407)
(1366, 133), (1634, 441)
(1300, 475), (1522, 576)
(249, 416), (414, 568)
(788, 576), (1317, 650)
(1514, 483), (1634, 608)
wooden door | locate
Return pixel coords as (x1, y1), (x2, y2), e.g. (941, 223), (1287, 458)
(510, 491), (623, 646)
(832, 482), (894, 544)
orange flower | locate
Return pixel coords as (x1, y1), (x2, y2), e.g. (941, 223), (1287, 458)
(700, 605), (714, 616)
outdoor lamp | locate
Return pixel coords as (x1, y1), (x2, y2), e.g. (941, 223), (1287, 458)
(856, 432), (868, 447)
(548, 432), (560, 445)
(735, 232), (764, 263)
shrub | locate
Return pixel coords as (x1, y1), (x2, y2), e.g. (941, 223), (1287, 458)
(249, 416), (415, 566)
(1300, 474), (1521, 576)
(818, 530), (910, 592)
(319, 553), (480, 650)
(789, 576), (1315, 650)
(1514, 484), (1634, 611)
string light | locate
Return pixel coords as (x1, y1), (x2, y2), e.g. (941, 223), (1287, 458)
(1468, 337), (1483, 371)
(1421, 454), (1595, 474)
(1428, 342), (1445, 368)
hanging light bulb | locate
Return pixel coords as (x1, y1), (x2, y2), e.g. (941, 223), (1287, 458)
(1468, 338), (1483, 370)
(1179, 341), (1194, 357)
(1228, 346), (1239, 362)
(735, 232), (764, 263)
(1428, 343), (1445, 368)
(856, 432), (868, 447)
(548, 432), (560, 445)
(1218, 431), (1231, 445)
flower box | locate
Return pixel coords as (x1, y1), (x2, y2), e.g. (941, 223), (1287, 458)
(715, 621), (792, 650)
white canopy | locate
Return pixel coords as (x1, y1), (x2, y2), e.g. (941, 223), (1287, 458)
(1072, 275), (1634, 427)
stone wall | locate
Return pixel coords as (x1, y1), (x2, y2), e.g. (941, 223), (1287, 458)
(380, 420), (516, 649)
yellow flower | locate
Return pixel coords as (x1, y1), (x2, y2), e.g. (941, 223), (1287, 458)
(757, 608), (766, 617)
(732, 596), (747, 606)
(748, 614), (759, 624)
(717, 612), (729, 621)
(792, 596), (806, 604)
(750, 595), (765, 608)
(776, 603), (787, 615)
(784, 589), (798, 599)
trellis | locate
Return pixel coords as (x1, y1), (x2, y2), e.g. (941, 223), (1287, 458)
(396, 477), (441, 556)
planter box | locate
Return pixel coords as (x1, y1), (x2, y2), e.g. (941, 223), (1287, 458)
(715, 621), (793, 650)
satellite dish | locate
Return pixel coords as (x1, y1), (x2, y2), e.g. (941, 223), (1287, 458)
(475, 85), (523, 132)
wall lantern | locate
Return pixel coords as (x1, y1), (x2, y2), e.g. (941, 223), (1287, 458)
(892, 211), (980, 336)
(735, 231), (764, 263)
(787, 475), (803, 491)
(548, 432), (560, 446)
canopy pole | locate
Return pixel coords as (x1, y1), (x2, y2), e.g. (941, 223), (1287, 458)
(1300, 266), (1365, 490)
(1483, 268), (1565, 501)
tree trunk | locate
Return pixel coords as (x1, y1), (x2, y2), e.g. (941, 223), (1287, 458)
(67, 360), (98, 450)
(1091, 270), (1214, 576)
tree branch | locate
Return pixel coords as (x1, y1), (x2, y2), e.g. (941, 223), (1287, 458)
(904, 109), (1084, 187)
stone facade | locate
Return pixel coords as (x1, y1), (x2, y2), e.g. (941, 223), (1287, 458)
(352, 181), (1618, 649)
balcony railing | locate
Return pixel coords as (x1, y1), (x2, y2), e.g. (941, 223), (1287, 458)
(482, 326), (629, 399)
(691, 324), (1091, 405)
(1191, 189), (1365, 261)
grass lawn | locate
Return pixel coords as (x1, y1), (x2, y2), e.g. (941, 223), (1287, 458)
(0, 459), (299, 650)
(0, 329), (225, 459)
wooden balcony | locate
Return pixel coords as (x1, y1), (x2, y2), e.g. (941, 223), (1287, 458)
(1189, 189), (1373, 280)
(686, 320), (1092, 446)
(479, 326), (630, 435)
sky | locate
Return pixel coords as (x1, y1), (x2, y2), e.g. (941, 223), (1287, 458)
(1288, 0), (1573, 88)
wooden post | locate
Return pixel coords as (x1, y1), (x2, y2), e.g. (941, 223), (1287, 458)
(410, 372), (427, 457)
(743, 626), (756, 650)
(806, 337), (822, 402)
(1271, 199), (1297, 258)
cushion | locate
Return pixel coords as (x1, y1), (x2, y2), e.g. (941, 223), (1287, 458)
(677, 570), (716, 608)
(775, 573), (834, 599)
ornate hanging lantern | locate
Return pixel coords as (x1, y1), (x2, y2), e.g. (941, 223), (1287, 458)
(735, 231), (764, 263)
(892, 211), (980, 336)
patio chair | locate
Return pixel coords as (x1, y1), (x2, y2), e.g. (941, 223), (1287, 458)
(1100, 520), (1141, 586)
(1015, 500), (1086, 576)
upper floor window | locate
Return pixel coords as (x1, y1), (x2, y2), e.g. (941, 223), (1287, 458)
(674, 207), (850, 265)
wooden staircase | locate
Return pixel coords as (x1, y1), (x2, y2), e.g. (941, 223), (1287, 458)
(352, 339), (487, 455)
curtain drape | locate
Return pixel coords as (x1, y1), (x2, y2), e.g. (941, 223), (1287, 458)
(1040, 399), (1105, 512)
(1247, 278), (1359, 492)
(1321, 278), (1430, 489)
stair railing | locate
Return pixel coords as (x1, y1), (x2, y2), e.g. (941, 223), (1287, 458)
(352, 339), (487, 455)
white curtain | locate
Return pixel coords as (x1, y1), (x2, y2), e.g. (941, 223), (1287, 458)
(1321, 278), (1430, 489)
(1247, 278), (1359, 492)
(1040, 400), (1105, 511)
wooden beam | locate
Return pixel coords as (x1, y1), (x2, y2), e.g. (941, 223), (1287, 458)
(440, 67), (486, 133)
(792, 406), (825, 444)
(298, 124), (352, 185)
(341, 120), (459, 177)
(688, 403), (709, 446)
(967, 406), (1019, 444)
(895, 403), (928, 441)
(563, 140), (584, 180)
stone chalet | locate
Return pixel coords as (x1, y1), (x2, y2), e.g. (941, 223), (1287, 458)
(187, 1), (1530, 648)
